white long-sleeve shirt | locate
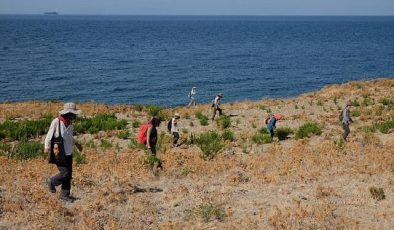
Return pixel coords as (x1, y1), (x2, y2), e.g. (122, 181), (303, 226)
(44, 118), (75, 156)
(171, 118), (179, 133)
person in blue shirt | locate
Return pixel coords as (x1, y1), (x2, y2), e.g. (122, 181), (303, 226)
(266, 114), (277, 139)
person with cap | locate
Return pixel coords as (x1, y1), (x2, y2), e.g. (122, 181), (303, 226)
(171, 113), (181, 147)
(44, 102), (83, 202)
(187, 86), (197, 107)
(211, 93), (223, 120)
(340, 100), (353, 141)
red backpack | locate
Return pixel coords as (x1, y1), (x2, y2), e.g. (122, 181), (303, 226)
(137, 123), (151, 145)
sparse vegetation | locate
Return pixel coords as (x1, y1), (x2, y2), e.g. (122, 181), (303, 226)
(369, 117), (394, 134)
(74, 113), (128, 134)
(351, 98), (360, 107)
(194, 131), (224, 160)
(252, 133), (272, 144)
(351, 110), (361, 117)
(144, 154), (161, 167)
(295, 122), (322, 139)
(0, 116), (52, 141)
(369, 187), (385, 201)
(6, 141), (44, 160)
(379, 97), (393, 106)
(73, 147), (86, 165)
(116, 130), (130, 139)
(275, 127), (293, 140)
(222, 129), (235, 142)
(132, 120), (141, 128)
(100, 139), (113, 149)
(195, 111), (209, 126)
(198, 203), (226, 222)
(216, 115), (231, 129)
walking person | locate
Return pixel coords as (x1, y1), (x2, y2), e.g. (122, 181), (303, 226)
(146, 117), (161, 156)
(187, 86), (197, 107)
(266, 114), (277, 139)
(171, 113), (181, 147)
(211, 93), (223, 121)
(340, 100), (353, 141)
(44, 102), (83, 202)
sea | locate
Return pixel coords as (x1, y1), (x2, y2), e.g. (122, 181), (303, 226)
(0, 15), (393, 107)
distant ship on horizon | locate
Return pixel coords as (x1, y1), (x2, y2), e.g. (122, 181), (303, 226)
(43, 12), (59, 15)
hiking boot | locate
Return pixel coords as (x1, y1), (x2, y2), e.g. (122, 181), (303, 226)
(60, 190), (74, 203)
(46, 178), (56, 193)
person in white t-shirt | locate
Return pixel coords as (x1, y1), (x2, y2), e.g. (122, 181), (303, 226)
(44, 102), (83, 203)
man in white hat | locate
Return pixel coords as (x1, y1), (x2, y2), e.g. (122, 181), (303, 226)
(211, 93), (223, 120)
(171, 113), (181, 147)
(187, 86), (197, 107)
(44, 102), (83, 202)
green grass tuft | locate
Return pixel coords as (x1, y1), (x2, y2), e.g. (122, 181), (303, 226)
(275, 127), (294, 140)
(194, 131), (224, 160)
(216, 115), (231, 129)
(295, 122), (322, 139)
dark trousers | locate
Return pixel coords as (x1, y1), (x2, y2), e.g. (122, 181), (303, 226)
(51, 155), (73, 191)
(268, 128), (274, 138)
(342, 123), (350, 141)
(172, 132), (179, 145)
(211, 107), (222, 120)
(148, 144), (157, 156)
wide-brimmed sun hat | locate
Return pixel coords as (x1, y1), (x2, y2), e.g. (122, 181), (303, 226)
(59, 102), (81, 115)
(174, 112), (181, 118)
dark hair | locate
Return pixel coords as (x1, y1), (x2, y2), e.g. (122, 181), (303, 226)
(150, 117), (161, 127)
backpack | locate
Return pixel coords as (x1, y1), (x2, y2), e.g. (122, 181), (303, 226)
(339, 110), (344, 122)
(167, 120), (172, 133)
(137, 123), (151, 145)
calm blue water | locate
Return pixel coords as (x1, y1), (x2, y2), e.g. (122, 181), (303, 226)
(0, 15), (393, 106)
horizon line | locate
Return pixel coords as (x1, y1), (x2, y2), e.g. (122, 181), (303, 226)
(1, 13), (394, 17)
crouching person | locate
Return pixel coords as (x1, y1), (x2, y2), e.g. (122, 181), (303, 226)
(44, 102), (83, 202)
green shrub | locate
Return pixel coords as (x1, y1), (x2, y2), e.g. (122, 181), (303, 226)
(145, 105), (163, 117)
(216, 115), (231, 129)
(7, 141), (44, 160)
(295, 122), (322, 139)
(117, 130), (130, 139)
(0, 117), (52, 141)
(144, 154), (161, 167)
(73, 147), (86, 165)
(195, 111), (209, 126)
(194, 132), (224, 160)
(84, 140), (96, 149)
(258, 128), (269, 134)
(369, 187), (385, 201)
(370, 117), (394, 134)
(351, 98), (360, 107)
(132, 120), (141, 128)
(275, 127), (293, 140)
(100, 139), (113, 149)
(128, 139), (146, 150)
(198, 203), (226, 222)
(379, 97), (393, 106)
(222, 129), (235, 142)
(252, 133), (272, 144)
(74, 113), (128, 134)
(351, 110), (361, 117)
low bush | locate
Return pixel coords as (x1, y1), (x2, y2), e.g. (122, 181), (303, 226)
(132, 120), (141, 128)
(216, 115), (231, 129)
(222, 129), (235, 142)
(252, 133), (272, 144)
(351, 110), (361, 117)
(0, 116), (52, 141)
(379, 97), (393, 106)
(128, 139), (146, 150)
(198, 203), (226, 222)
(370, 117), (394, 134)
(7, 141), (44, 160)
(275, 127), (293, 140)
(116, 130), (130, 139)
(259, 128), (269, 134)
(100, 139), (113, 149)
(295, 122), (322, 139)
(195, 111), (209, 126)
(145, 105), (169, 121)
(369, 187), (385, 201)
(74, 113), (128, 134)
(194, 131), (224, 160)
(351, 98), (360, 107)
(144, 154), (161, 167)
(73, 147), (86, 165)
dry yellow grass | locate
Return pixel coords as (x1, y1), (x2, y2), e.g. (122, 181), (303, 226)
(0, 78), (393, 229)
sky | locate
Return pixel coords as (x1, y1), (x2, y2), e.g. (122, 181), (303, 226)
(0, 0), (393, 15)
